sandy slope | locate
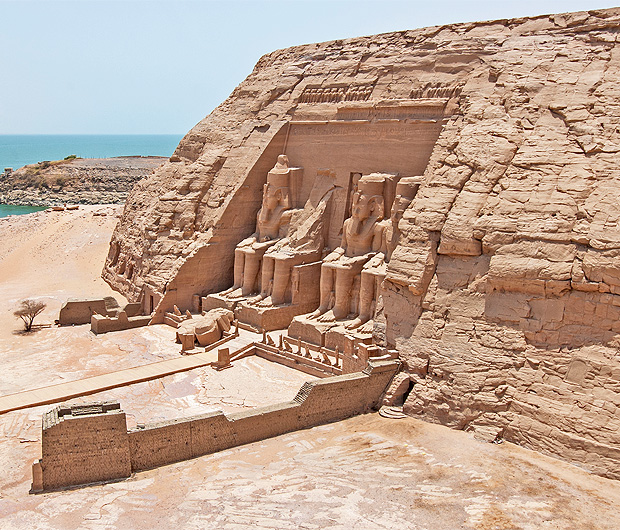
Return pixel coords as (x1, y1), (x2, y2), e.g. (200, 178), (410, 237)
(0, 205), (126, 336)
(0, 208), (618, 529)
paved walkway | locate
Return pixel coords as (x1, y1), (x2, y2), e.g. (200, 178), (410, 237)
(0, 332), (257, 415)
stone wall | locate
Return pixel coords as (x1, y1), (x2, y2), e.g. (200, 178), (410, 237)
(90, 313), (151, 334)
(103, 8), (620, 478)
(58, 298), (116, 326)
(131, 360), (397, 470)
(34, 403), (131, 491)
(33, 361), (398, 490)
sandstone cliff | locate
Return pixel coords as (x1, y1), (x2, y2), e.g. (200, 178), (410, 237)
(0, 157), (166, 206)
(105, 8), (620, 479)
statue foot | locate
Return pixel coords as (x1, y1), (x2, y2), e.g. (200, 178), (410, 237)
(308, 307), (327, 320)
(317, 310), (336, 323)
(345, 317), (364, 330)
(332, 309), (350, 321)
(220, 286), (237, 296)
(359, 320), (374, 334)
(256, 296), (273, 307)
(224, 288), (243, 299)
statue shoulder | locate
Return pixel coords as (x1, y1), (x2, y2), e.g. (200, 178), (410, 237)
(375, 219), (389, 233)
(281, 209), (294, 222)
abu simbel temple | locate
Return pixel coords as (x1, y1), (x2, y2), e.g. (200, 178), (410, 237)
(31, 8), (620, 491)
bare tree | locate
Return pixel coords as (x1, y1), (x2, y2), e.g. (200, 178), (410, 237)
(14, 299), (47, 332)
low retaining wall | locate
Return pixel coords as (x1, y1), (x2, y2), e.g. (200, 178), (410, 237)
(59, 298), (142, 328)
(91, 313), (151, 334)
(32, 402), (131, 492)
(58, 298), (114, 326)
(33, 360), (399, 491)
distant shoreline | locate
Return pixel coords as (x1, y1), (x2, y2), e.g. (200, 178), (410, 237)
(0, 155), (167, 207)
(0, 134), (183, 173)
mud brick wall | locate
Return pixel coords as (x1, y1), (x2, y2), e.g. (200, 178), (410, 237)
(40, 405), (131, 490)
(129, 412), (236, 471)
(58, 299), (111, 326)
(129, 360), (398, 471)
(91, 314), (151, 334)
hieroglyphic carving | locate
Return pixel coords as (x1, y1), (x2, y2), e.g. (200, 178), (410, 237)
(299, 83), (374, 104)
(335, 104), (446, 121)
(410, 83), (463, 99)
(290, 122), (413, 137)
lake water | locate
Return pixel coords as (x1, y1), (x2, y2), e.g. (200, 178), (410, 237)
(0, 204), (46, 218)
(0, 134), (183, 173)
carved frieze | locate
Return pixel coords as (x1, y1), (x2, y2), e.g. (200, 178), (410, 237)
(299, 84), (375, 104)
(409, 83), (463, 99)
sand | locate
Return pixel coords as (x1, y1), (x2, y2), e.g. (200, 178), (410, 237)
(0, 207), (619, 529)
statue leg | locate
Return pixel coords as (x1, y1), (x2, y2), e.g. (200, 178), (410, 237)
(260, 255), (275, 298)
(233, 248), (245, 288)
(222, 248), (246, 296)
(358, 269), (376, 322)
(271, 258), (291, 305)
(309, 265), (333, 318)
(333, 267), (354, 320)
(347, 269), (374, 329)
(242, 253), (261, 296)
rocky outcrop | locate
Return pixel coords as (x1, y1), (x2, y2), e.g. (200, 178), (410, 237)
(105, 8), (620, 479)
(0, 157), (166, 206)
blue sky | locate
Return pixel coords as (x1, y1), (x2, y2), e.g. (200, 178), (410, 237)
(1, 0), (618, 134)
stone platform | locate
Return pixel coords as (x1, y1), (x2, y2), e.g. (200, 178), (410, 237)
(288, 313), (373, 351)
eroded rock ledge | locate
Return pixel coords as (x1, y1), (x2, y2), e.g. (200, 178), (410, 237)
(0, 156), (166, 206)
(104, 8), (620, 479)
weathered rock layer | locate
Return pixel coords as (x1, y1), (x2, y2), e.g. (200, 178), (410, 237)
(106, 9), (620, 478)
(0, 157), (165, 206)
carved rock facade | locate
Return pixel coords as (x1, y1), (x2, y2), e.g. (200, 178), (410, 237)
(104, 9), (620, 478)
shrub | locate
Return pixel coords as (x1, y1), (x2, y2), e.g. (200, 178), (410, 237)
(14, 299), (47, 331)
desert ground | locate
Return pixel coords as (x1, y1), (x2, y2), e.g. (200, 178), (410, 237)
(0, 206), (619, 529)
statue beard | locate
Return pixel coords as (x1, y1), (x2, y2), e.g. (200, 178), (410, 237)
(350, 213), (376, 234)
(259, 203), (283, 224)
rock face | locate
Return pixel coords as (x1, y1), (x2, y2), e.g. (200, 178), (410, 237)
(0, 157), (166, 206)
(105, 9), (620, 479)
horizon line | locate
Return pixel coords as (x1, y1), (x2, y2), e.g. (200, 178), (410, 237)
(0, 133), (185, 136)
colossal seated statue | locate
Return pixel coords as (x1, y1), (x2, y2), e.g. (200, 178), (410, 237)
(253, 220), (323, 307)
(234, 169), (336, 331)
(309, 173), (387, 322)
(223, 155), (294, 299)
(346, 176), (419, 332)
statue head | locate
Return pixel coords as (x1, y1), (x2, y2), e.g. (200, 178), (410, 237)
(390, 177), (419, 222)
(270, 154), (289, 174)
(352, 174), (385, 221)
(262, 183), (288, 211)
(263, 162), (291, 212)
